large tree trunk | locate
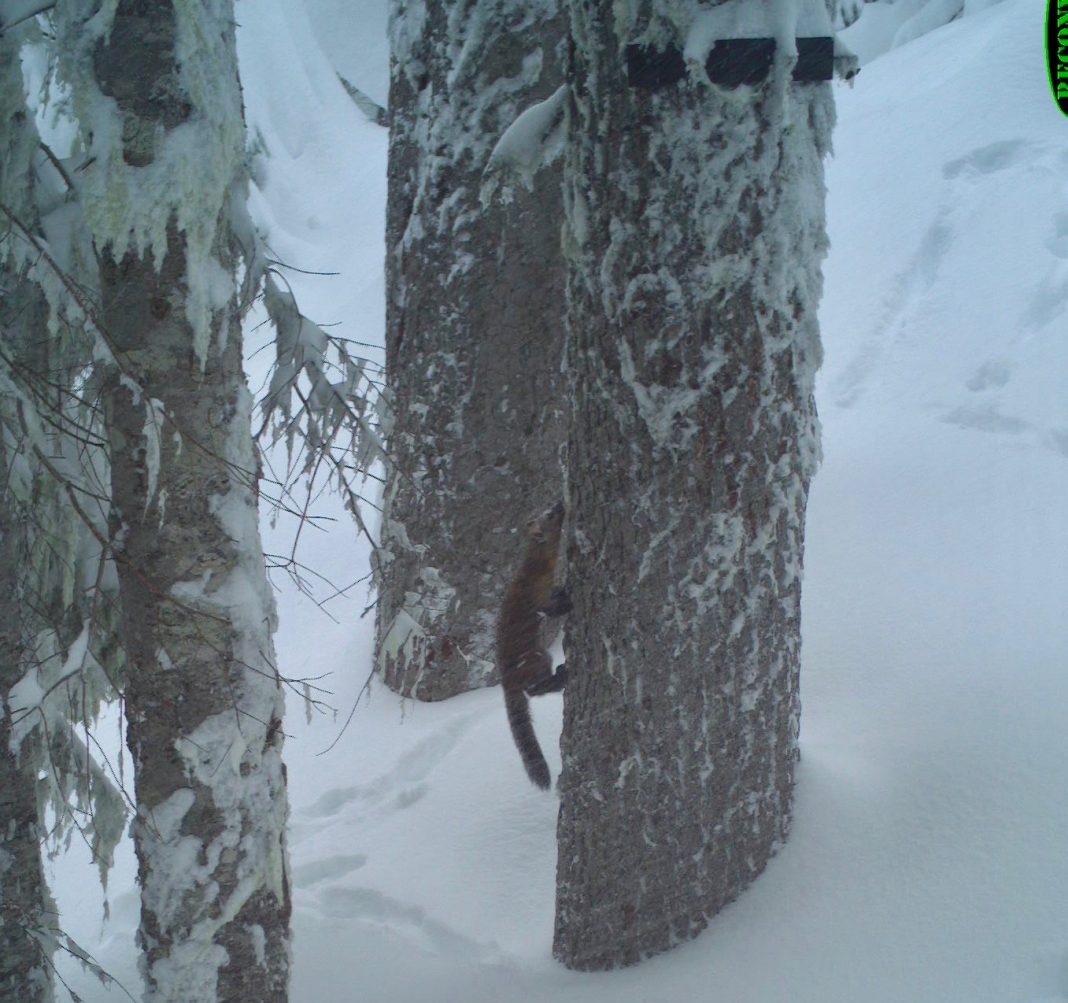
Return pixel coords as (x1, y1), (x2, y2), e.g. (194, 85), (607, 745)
(67, 3), (293, 998)
(376, 0), (567, 700)
(100, 233), (291, 1002)
(553, 5), (834, 970)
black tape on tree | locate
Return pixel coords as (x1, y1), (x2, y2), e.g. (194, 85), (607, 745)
(626, 38), (835, 90)
(706, 38), (776, 87)
(795, 37), (834, 82)
(626, 44), (686, 89)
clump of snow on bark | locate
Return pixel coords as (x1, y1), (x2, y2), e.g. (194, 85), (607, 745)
(593, 63), (831, 482)
(200, 378), (284, 739)
(141, 397), (166, 515)
(390, 0), (559, 264)
(481, 84), (567, 205)
(146, 939), (228, 1002)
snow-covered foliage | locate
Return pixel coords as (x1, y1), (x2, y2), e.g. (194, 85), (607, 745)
(224, 5), (390, 607)
(1, 14), (126, 888)
(256, 271), (386, 560)
(1, 22), (128, 1002)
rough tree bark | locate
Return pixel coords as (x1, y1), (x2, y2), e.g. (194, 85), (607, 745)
(377, 0), (567, 700)
(55, 2), (292, 998)
(554, 3), (834, 970)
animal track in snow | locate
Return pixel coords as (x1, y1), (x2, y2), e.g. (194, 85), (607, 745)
(392, 782), (429, 810)
(942, 139), (1031, 180)
(303, 710), (478, 820)
(1020, 203), (1068, 331)
(315, 885), (503, 963)
(832, 218), (951, 408)
(1048, 428), (1068, 459)
(833, 139), (1052, 410)
(941, 402), (1029, 435)
(965, 358), (1012, 392)
(293, 853), (368, 889)
(1046, 212), (1068, 261)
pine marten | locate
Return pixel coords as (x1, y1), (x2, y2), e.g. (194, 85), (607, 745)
(496, 499), (570, 789)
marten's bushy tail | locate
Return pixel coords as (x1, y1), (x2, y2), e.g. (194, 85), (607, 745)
(504, 688), (550, 789)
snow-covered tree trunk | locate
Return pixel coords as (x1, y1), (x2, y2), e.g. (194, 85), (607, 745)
(53, 3), (292, 998)
(100, 241), (291, 1003)
(377, 0), (567, 700)
(553, 3), (834, 969)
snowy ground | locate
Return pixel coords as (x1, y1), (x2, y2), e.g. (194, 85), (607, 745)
(50, 1), (1068, 1000)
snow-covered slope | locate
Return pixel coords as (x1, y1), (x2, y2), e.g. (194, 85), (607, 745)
(52, 1), (1068, 1000)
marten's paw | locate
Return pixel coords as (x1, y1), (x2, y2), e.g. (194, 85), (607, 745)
(543, 585), (572, 617)
(526, 663), (567, 696)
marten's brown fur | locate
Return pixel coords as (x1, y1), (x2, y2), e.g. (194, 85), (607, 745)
(496, 500), (570, 789)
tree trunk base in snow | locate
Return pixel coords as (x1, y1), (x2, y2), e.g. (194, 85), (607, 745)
(552, 6), (833, 971)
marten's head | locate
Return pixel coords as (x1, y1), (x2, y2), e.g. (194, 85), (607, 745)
(526, 499), (565, 553)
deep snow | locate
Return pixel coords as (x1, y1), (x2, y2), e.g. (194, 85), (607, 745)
(49, 1), (1068, 1000)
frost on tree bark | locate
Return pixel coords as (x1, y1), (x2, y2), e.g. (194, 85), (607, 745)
(377, 0), (567, 700)
(53, 2), (292, 999)
(554, 3), (835, 970)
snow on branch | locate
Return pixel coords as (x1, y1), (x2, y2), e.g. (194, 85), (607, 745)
(336, 72), (388, 127)
(253, 263), (388, 602)
(1, 21), (130, 892)
(0, 1), (54, 35)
